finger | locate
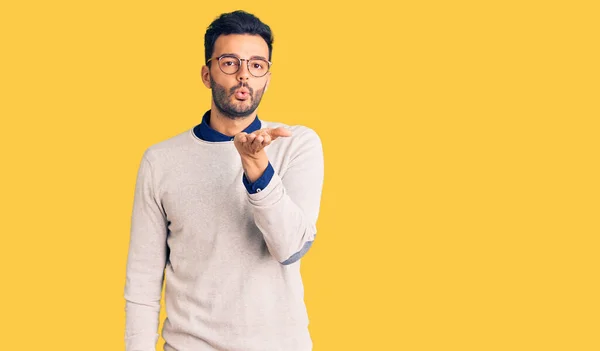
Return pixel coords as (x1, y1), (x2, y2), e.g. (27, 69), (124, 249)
(246, 134), (257, 151)
(233, 133), (241, 144)
(251, 134), (265, 153)
(262, 134), (272, 145)
(250, 130), (267, 142)
(235, 132), (248, 144)
(268, 127), (292, 140)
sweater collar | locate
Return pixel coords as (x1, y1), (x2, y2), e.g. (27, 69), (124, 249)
(193, 109), (262, 142)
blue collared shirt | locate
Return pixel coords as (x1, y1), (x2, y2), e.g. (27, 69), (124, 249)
(193, 110), (274, 194)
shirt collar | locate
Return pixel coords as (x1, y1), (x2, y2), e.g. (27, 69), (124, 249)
(193, 109), (262, 142)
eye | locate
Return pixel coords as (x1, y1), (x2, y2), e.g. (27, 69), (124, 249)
(250, 60), (267, 70)
(220, 57), (239, 67)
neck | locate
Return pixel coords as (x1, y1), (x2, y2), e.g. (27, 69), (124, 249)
(209, 103), (257, 136)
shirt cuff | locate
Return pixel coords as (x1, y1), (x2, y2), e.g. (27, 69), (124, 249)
(242, 161), (274, 194)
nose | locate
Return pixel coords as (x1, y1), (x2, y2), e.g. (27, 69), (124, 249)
(236, 59), (250, 83)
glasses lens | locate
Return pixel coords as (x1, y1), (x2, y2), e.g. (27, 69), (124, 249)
(219, 56), (240, 74)
(249, 59), (270, 77)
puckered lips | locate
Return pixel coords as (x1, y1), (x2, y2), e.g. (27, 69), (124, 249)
(233, 87), (250, 101)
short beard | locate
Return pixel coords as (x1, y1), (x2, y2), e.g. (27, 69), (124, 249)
(210, 75), (266, 119)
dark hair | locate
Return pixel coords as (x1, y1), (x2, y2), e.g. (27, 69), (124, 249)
(204, 10), (274, 65)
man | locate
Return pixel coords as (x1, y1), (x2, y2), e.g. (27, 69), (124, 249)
(124, 10), (324, 351)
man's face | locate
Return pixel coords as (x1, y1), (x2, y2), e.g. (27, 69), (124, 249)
(202, 34), (271, 119)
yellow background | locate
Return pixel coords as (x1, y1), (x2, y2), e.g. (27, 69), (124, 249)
(1, 0), (598, 350)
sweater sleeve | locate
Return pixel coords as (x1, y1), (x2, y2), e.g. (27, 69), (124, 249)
(124, 150), (169, 351)
(246, 127), (324, 264)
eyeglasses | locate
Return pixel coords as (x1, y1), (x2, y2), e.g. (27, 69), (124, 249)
(207, 54), (272, 77)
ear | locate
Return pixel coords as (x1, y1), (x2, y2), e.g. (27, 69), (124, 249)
(201, 65), (211, 89)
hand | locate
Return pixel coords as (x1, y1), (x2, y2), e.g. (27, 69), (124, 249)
(233, 127), (292, 159)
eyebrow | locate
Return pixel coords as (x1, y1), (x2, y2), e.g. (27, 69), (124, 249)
(220, 53), (268, 61)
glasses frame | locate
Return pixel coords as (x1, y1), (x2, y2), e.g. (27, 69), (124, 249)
(207, 54), (272, 78)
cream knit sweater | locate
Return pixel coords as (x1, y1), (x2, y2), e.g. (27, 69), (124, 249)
(124, 118), (324, 351)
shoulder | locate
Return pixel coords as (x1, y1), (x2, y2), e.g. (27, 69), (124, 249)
(140, 128), (194, 165)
